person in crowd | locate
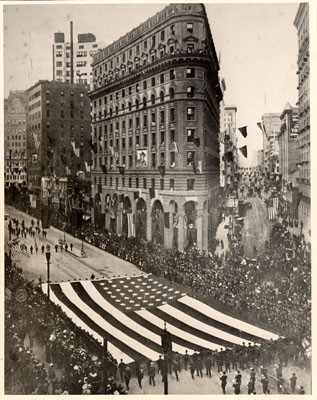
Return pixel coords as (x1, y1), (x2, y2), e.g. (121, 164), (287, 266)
(55, 244), (58, 253)
(70, 243), (73, 251)
(148, 361), (156, 386)
(220, 371), (227, 394)
(136, 365), (144, 389)
(124, 366), (131, 390)
(290, 372), (297, 393)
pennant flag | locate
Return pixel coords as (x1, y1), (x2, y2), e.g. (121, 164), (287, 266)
(173, 142), (179, 154)
(8, 238), (29, 258)
(239, 146), (248, 158)
(41, 275), (279, 364)
(257, 122), (262, 131)
(238, 126), (247, 138)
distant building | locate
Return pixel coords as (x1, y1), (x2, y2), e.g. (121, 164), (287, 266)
(26, 80), (91, 210)
(4, 91), (28, 186)
(219, 78), (226, 192)
(53, 31), (104, 88)
(294, 3), (310, 236)
(261, 113), (281, 184)
(257, 149), (264, 169)
(278, 103), (298, 188)
(89, 3), (222, 252)
(223, 105), (238, 195)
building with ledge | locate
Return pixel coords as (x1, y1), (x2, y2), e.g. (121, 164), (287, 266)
(294, 3), (310, 237)
(89, 3), (222, 252)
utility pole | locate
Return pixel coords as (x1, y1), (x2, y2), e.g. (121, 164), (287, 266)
(102, 337), (108, 393)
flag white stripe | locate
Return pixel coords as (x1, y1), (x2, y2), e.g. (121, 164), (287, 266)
(61, 282), (160, 361)
(41, 283), (133, 364)
(178, 296), (279, 341)
(136, 309), (223, 351)
(159, 303), (253, 346)
(81, 281), (193, 355)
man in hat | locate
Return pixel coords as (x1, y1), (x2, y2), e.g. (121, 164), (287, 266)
(148, 361), (156, 386)
(124, 366), (131, 391)
(290, 373), (297, 393)
(118, 359), (126, 382)
(220, 371), (227, 394)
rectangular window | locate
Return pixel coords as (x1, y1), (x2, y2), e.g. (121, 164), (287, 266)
(187, 151), (195, 165)
(143, 114), (148, 128)
(136, 135), (140, 145)
(151, 154), (156, 168)
(151, 177), (155, 188)
(151, 113), (156, 125)
(152, 131), (156, 146)
(136, 116), (140, 129)
(110, 177), (113, 186)
(170, 108), (175, 122)
(160, 73), (164, 84)
(170, 129), (175, 142)
(160, 152), (165, 165)
(161, 30), (165, 41)
(143, 80), (147, 90)
(170, 69), (175, 80)
(129, 119), (132, 130)
(160, 131), (165, 145)
(170, 151), (175, 167)
(187, 107), (195, 120)
(129, 137), (132, 147)
(160, 110), (165, 124)
(170, 179), (174, 191)
(122, 120), (126, 131)
(122, 176), (125, 187)
(136, 177), (139, 188)
(144, 40), (147, 50)
(160, 179), (164, 190)
(129, 155), (133, 169)
(151, 77), (155, 87)
(187, 128), (195, 142)
(143, 134), (148, 147)
(143, 178), (147, 189)
(152, 35), (156, 47)
(186, 68), (195, 78)
(187, 23), (194, 33)
(187, 179), (195, 190)
(122, 137), (126, 149)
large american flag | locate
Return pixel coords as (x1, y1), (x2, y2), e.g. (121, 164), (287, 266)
(42, 274), (279, 364)
(7, 238), (29, 258)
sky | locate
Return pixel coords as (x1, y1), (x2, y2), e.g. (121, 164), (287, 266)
(3, 2), (300, 165)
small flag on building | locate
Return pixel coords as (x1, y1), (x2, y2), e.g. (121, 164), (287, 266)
(239, 145), (248, 158)
(238, 126), (248, 138)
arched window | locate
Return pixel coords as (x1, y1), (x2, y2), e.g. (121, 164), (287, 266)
(136, 99), (140, 110)
(151, 94), (156, 105)
(169, 87), (175, 99)
(143, 97), (147, 108)
(187, 86), (195, 98)
(160, 91), (164, 102)
(128, 102), (132, 112)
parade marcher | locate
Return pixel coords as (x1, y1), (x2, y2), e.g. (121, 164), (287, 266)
(124, 366), (131, 390)
(247, 378), (255, 394)
(261, 374), (269, 394)
(148, 362), (156, 386)
(55, 244), (58, 253)
(35, 245), (38, 254)
(136, 365), (144, 389)
(205, 351), (212, 377)
(30, 245), (33, 255)
(60, 243), (63, 252)
(277, 376), (284, 393)
(118, 359), (126, 382)
(41, 245), (45, 254)
(65, 243), (68, 252)
(220, 371), (227, 394)
(290, 373), (297, 393)
(189, 357), (196, 380)
(173, 358), (179, 381)
(183, 350), (189, 370)
(157, 355), (163, 375)
(70, 243), (73, 251)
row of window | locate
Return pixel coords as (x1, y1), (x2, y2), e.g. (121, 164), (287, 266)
(7, 142), (26, 147)
(94, 150), (196, 170)
(6, 119), (26, 125)
(95, 22), (195, 76)
(7, 135), (26, 140)
(94, 176), (196, 191)
(45, 90), (85, 97)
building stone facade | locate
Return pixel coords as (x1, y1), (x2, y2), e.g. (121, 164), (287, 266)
(89, 3), (222, 251)
(4, 91), (28, 186)
(26, 81), (91, 209)
(261, 113), (281, 183)
(294, 3), (310, 236)
(223, 105), (238, 195)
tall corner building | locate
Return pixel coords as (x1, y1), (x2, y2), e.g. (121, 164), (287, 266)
(294, 3), (310, 235)
(53, 31), (104, 88)
(89, 3), (222, 252)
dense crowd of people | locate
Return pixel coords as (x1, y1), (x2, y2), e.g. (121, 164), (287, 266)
(5, 196), (311, 394)
(5, 254), (126, 395)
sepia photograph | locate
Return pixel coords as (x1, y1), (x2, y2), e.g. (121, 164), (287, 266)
(3, 1), (313, 396)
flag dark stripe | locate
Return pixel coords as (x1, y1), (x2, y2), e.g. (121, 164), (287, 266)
(171, 300), (261, 343)
(92, 281), (203, 352)
(70, 282), (163, 354)
(50, 284), (146, 361)
(148, 307), (234, 348)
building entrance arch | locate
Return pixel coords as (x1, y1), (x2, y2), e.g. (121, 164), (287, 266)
(184, 201), (197, 248)
(110, 193), (118, 233)
(122, 196), (132, 236)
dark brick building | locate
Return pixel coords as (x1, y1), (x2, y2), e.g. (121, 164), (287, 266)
(89, 3), (222, 251)
(26, 80), (91, 208)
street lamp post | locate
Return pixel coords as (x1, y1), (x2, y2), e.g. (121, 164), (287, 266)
(45, 244), (51, 300)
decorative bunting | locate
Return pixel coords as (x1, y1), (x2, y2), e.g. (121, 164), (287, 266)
(238, 126), (248, 138)
(239, 145), (248, 158)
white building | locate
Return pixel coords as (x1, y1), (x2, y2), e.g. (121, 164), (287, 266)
(53, 31), (104, 88)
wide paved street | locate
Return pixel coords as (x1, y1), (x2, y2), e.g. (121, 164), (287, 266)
(241, 196), (273, 258)
(5, 205), (141, 284)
